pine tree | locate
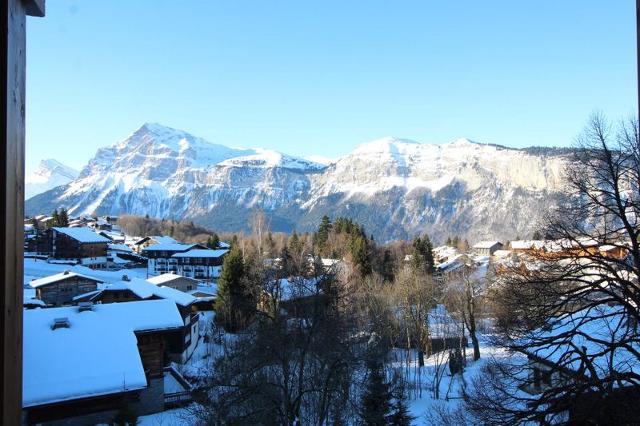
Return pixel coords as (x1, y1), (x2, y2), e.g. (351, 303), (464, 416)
(361, 362), (392, 425)
(411, 234), (434, 273)
(350, 235), (372, 277)
(289, 231), (302, 257)
(314, 215), (332, 254)
(207, 233), (220, 249)
(214, 247), (249, 331)
(388, 382), (414, 426)
(58, 208), (69, 227)
(51, 209), (59, 227)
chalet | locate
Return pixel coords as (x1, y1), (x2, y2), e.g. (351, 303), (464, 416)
(143, 243), (204, 275)
(172, 249), (228, 281)
(518, 304), (640, 422)
(98, 230), (126, 244)
(74, 277), (200, 363)
(36, 227), (110, 268)
(147, 273), (199, 292)
(91, 218), (112, 231)
(33, 214), (53, 229)
(472, 241), (503, 256)
(188, 289), (217, 311)
(22, 300), (186, 425)
(30, 271), (103, 306)
(143, 244), (228, 281)
(133, 235), (179, 253)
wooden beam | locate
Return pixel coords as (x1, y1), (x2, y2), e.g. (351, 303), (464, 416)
(1, 0), (43, 423)
(0, 0), (25, 421)
(24, 0), (45, 18)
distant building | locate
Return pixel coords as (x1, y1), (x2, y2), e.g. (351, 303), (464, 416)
(30, 271), (103, 307)
(472, 241), (503, 256)
(143, 244), (227, 281)
(133, 235), (179, 253)
(22, 300), (187, 425)
(36, 227), (110, 268)
(147, 273), (199, 292)
(74, 277), (200, 363)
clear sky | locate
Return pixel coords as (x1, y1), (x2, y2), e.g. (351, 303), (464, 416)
(26, 1), (637, 172)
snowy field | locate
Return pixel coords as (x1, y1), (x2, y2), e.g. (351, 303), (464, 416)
(139, 330), (519, 425)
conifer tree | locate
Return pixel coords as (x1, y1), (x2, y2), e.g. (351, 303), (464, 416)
(350, 235), (372, 277)
(361, 362), (392, 425)
(207, 233), (220, 249)
(214, 247), (250, 331)
(411, 234), (434, 273)
(388, 383), (414, 426)
(314, 215), (332, 254)
(58, 208), (69, 227)
(51, 209), (59, 227)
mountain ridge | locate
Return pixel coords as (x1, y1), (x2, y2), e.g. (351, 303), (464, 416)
(26, 123), (573, 242)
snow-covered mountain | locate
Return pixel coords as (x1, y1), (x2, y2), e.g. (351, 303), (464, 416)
(26, 123), (571, 242)
(26, 159), (79, 200)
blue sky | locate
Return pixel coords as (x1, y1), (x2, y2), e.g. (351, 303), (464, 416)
(26, 1), (636, 172)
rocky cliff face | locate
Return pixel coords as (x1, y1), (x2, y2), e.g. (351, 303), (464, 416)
(26, 123), (570, 242)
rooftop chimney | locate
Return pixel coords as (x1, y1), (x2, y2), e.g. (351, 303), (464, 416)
(78, 301), (93, 312)
(122, 274), (130, 282)
(51, 317), (70, 330)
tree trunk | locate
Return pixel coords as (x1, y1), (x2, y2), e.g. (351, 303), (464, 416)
(418, 349), (424, 367)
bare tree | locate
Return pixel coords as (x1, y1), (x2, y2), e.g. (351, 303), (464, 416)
(444, 261), (486, 361)
(473, 115), (640, 424)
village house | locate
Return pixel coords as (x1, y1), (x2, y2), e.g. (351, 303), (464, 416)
(35, 227), (110, 268)
(33, 214), (54, 229)
(518, 304), (640, 422)
(147, 273), (199, 292)
(30, 270), (103, 307)
(472, 241), (503, 256)
(172, 248), (228, 281)
(74, 277), (200, 363)
(133, 235), (179, 253)
(143, 244), (227, 281)
(22, 300), (189, 425)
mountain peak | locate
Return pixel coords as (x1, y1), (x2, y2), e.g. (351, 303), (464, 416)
(353, 137), (421, 155)
(26, 159), (78, 200)
(448, 138), (477, 146)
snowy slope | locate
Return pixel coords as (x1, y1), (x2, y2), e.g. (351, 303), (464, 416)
(26, 125), (572, 241)
(25, 159), (78, 200)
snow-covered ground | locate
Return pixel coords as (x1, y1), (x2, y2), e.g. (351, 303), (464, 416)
(402, 335), (520, 423)
(138, 405), (195, 426)
(139, 332), (518, 425)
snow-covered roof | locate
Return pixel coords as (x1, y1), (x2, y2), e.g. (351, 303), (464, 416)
(98, 278), (197, 307)
(509, 240), (546, 250)
(492, 249), (513, 258)
(147, 273), (198, 286)
(52, 227), (110, 244)
(142, 243), (199, 252)
(524, 304), (640, 380)
(473, 241), (502, 249)
(30, 271), (103, 288)
(135, 235), (179, 245)
(151, 236), (179, 244)
(172, 249), (228, 258)
(24, 298), (46, 307)
(108, 243), (133, 253)
(23, 300), (183, 408)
